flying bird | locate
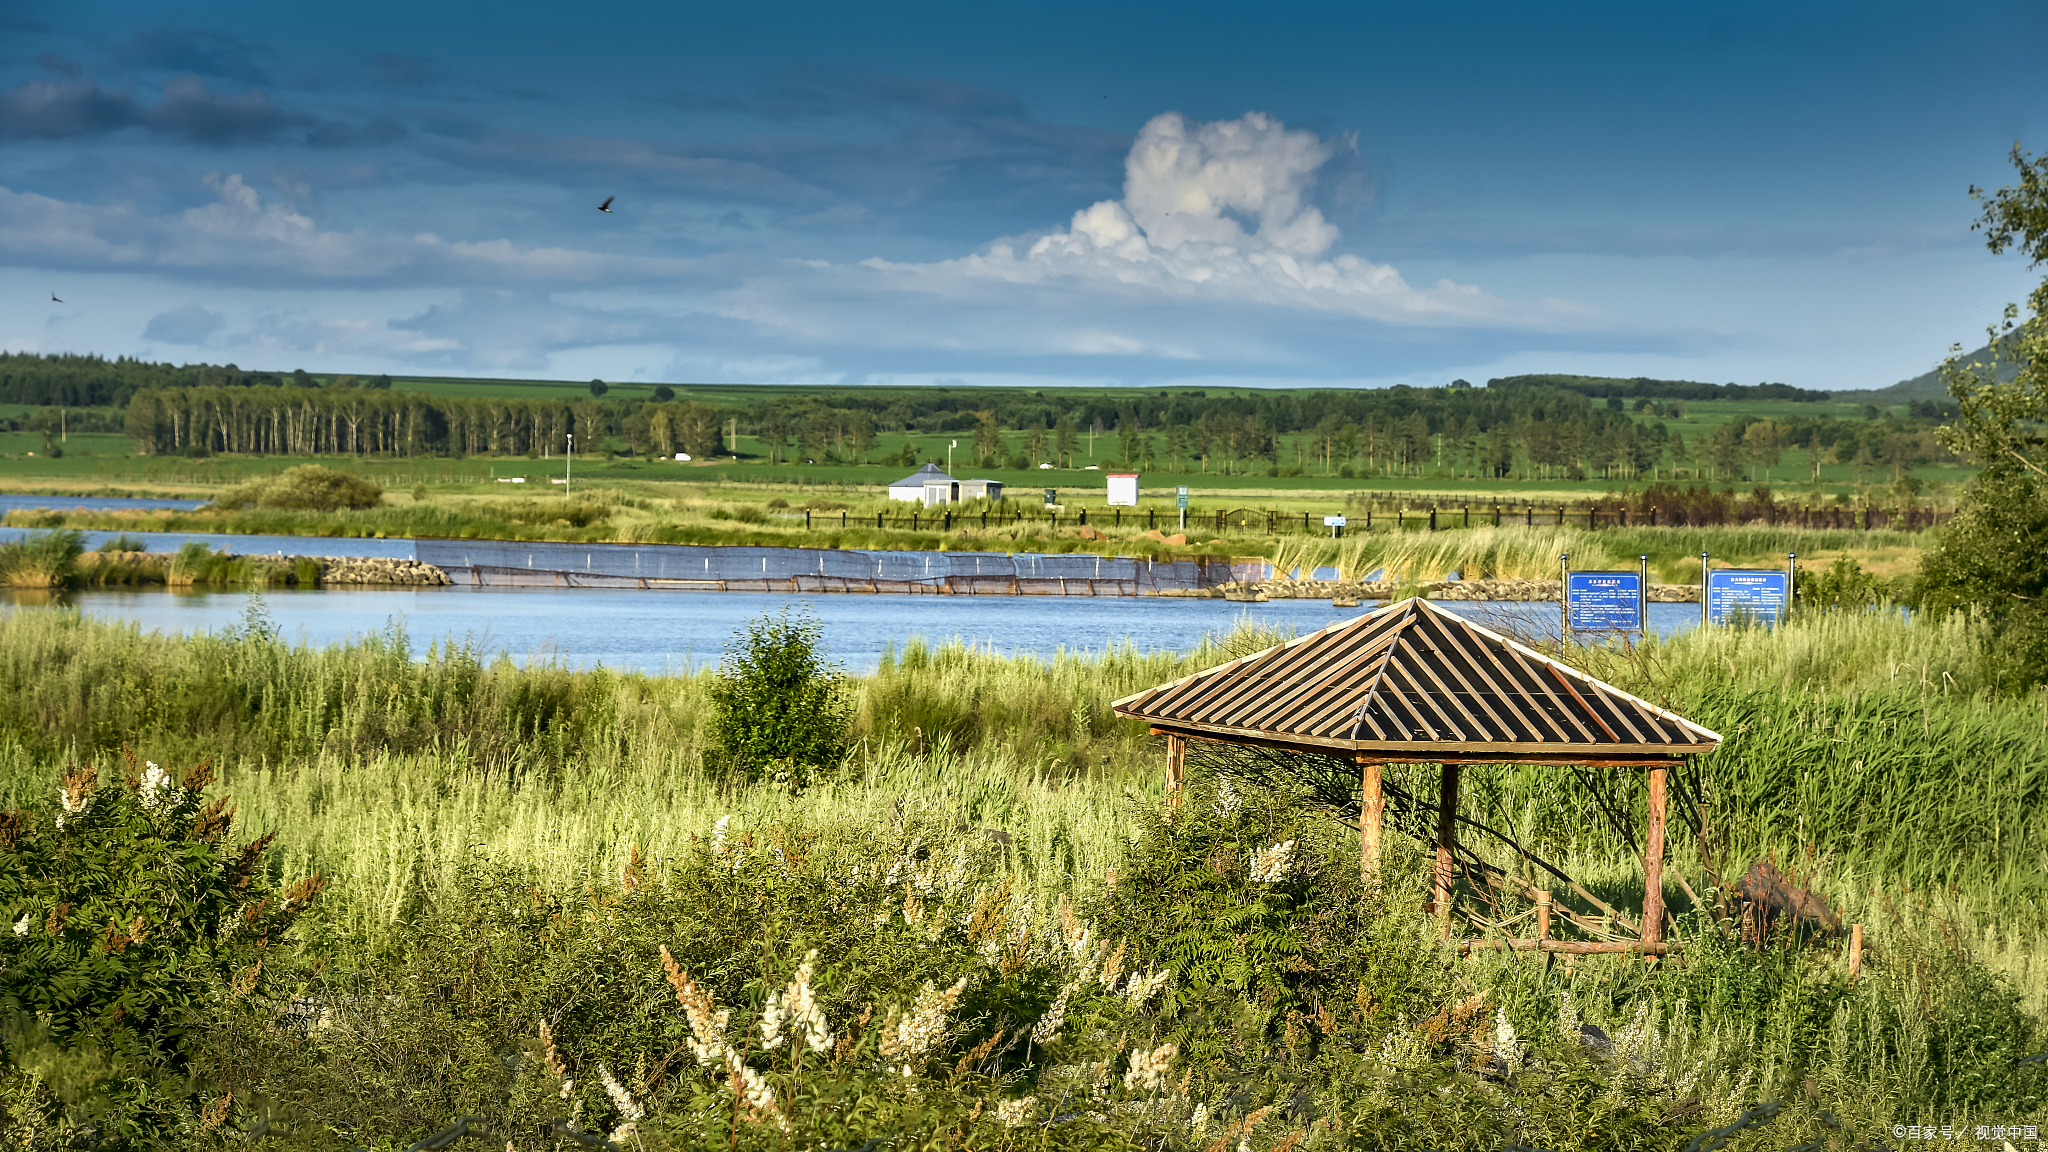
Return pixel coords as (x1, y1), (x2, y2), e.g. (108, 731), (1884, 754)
(597, 196), (614, 213)
(50, 293), (61, 303)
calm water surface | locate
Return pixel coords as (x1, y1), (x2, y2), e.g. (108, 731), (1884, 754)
(3, 586), (1707, 673)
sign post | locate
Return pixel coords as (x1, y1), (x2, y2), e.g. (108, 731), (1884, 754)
(1705, 567), (1792, 627)
(1177, 485), (1189, 531)
(1559, 552), (1569, 640)
(1324, 514), (1346, 539)
(1566, 569), (1646, 635)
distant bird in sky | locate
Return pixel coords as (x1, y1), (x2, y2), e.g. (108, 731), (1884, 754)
(50, 293), (61, 302)
(597, 196), (614, 213)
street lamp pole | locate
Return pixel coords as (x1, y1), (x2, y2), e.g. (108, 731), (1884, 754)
(566, 433), (573, 494)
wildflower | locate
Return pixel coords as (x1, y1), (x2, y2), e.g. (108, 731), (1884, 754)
(539, 1019), (573, 1100)
(1031, 982), (1075, 1046)
(995, 1097), (1038, 1127)
(1248, 840), (1296, 883)
(1190, 1102), (1209, 1138)
(1124, 968), (1171, 1009)
(1213, 778), (1241, 817)
(881, 977), (968, 1060)
(138, 761), (182, 812)
(724, 1049), (787, 1131)
(598, 1064), (643, 1123)
(1122, 1043), (1177, 1092)
(1557, 990), (1581, 1040)
(1493, 1005), (1519, 1059)
(661, 944), (733, 1065)
(761, 949), (830, 1055)
(11, 914), (27, 937)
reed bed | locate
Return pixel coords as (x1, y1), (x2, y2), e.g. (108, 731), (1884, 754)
(1266, 523), (1928, 584)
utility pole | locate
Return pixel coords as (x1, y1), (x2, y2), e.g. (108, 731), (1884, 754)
(948, 439), (956, 474)
(566, 433), (573, 494)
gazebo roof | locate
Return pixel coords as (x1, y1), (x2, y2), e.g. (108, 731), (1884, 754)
(1112, 598), (1721, 765)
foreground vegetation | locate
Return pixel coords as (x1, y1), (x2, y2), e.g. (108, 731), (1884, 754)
(1, 599), (2045, 1147)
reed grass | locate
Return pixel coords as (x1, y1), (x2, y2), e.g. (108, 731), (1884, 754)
(1266, 523), (1928, 584)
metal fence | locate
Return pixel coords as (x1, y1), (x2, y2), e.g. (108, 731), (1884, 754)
(414, 539), (1264, 596)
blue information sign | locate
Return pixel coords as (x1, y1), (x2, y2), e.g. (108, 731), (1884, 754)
(1706, 569), (1789, 626)
(1566, 571), (1643, 631)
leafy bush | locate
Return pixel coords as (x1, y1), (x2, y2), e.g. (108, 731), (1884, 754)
(0, 529), (83, 587)
(210, 465), (382, 512)
(709, 607), (850, 788)
(0, 755), (322, 1144)
(94, 534), (148, 555)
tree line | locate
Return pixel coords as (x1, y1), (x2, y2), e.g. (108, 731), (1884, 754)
(122, 388), (724, 459)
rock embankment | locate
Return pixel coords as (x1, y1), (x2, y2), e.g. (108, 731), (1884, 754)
(310, 557), (449, 586)
(1205, 579), (1701, 602)
(78, 551), (449, 588)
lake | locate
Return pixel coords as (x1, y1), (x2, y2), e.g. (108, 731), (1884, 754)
(1, 586), (1708, 673)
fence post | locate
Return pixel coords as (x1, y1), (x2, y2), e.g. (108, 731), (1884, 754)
(1848, 923), (1863, 983)
(1429, 508), (1437, 531)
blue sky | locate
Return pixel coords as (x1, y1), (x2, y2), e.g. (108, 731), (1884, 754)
(1, 0), (2042, 390)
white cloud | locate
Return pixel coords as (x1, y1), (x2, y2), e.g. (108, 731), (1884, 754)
(852, 112), (1590, 329)
(0, 173), (695, 285)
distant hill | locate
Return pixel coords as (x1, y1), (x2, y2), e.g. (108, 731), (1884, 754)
(1487, 374), (1830, 401)
(1833, 338), (2024, 404)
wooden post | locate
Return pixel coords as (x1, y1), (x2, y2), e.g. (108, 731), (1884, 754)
(1359, 760), (1384, 887)
(1848, 923), (1863, 983)
(1164, 734), (1186, 806)
(1535, 890), (1552, 941)
(1642, 765), (1668, 947)
(1435, 762), (1460, 940)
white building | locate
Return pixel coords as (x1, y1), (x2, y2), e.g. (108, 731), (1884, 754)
(959, 479), (1004, 501)
(887, 463), (956, 502)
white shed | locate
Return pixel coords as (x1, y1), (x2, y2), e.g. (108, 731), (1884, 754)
(887, 463), (956, 502)
(959, 479), (1004, 501)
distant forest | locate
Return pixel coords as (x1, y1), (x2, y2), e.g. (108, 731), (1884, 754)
(0, 353), (1961, 483)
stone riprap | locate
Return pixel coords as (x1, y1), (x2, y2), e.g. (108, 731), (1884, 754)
(1205, 579), (1702, 602)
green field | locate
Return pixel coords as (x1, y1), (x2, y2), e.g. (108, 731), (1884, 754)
(0, 599), (2042, 1146)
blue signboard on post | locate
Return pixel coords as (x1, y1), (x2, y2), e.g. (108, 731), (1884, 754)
(1706, 569), (1790, 626)
(1566, 571), (1643, 632)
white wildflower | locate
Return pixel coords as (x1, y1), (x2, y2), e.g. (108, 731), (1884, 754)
(1557, 990), (1581, 1040)
(1248, 839), (1296, 883)
(711, 815), (740, 870)
(995, 1097), (1037, 1128)
(881, 977), (968, 1061)
(598, 1064), (644, 1122)
(661, 945), (734, 1066)
(884, 837), (923, 887)
(1123, 968), (1171, 1009)
(760, 950), (830, 1055)
(1213, 778), (1241, 817)
(1190, 1102), (1209, 1138)
(138, 761), (182, 812)
(1122, 1043), (1177, 1093)
(724, 1049), (788, 1131)
(1493, 1005), (1519, 1059)
(1031, 982), (1075, 1046)
(12, 914), (27, 937)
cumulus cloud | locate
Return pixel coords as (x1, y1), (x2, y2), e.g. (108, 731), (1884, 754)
(142, 302), (223, 343)
(859, 111), (1566, 328)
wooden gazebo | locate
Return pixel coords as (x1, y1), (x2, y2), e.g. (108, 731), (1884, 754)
(1112, 598), (1722, 952)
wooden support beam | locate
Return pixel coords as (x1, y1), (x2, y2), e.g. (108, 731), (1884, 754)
(1459, 939), (1681, 957)
(1359, 759), (1384, 887)
(1643, 765), (1668, 947)
(1535, 890), (1552, 941)
(1164, 734), (1186, 807)
(1435, 761), (1460, 940)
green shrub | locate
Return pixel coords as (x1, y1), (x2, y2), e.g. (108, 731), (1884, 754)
(0, 529), (83, 587)
(0, 756), (322, 1144)
(210, 465), (382, 512)
(95, 534), (148, 555)
(709, 608), (850, 788)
